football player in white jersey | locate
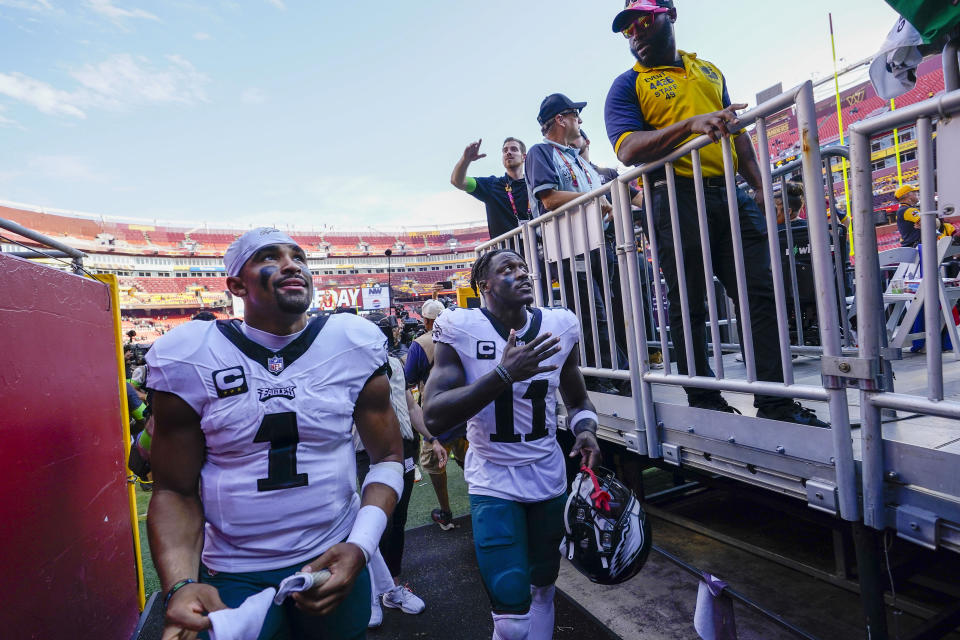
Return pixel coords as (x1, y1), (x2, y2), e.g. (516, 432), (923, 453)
(146, 228), (404, 640)
(422, 249), (601, 640)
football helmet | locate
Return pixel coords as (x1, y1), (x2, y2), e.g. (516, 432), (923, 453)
(563, 466), (651, 585)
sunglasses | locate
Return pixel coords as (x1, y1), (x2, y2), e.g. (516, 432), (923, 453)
(621, 8), (671, 38)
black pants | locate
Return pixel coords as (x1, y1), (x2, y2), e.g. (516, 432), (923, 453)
(553, 248), (627, 371)
(651, 179), (790, 410)
(356, 439), (416, 577)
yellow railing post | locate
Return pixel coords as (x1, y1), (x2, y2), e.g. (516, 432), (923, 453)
(92, 273), (147, 611)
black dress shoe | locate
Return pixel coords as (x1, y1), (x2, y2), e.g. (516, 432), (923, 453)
(689, 397), (742, 414)
(756, 402), (830, 428)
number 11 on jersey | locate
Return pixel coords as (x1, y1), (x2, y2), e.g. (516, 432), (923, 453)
(490, 380), (549, 443)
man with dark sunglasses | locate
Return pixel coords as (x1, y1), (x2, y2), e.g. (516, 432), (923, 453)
(525, 94), (624, 392)
(603, 0), (829, 427)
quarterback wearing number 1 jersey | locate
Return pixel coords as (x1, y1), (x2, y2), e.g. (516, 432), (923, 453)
(432, 306), (580, 503)
(148, 228), (404, 640)
(146, 313), (387, 572)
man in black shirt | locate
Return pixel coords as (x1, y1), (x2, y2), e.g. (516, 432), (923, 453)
(450, 137), (530, 240)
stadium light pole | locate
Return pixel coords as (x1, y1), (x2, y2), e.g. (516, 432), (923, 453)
(384, 248), (392, 315)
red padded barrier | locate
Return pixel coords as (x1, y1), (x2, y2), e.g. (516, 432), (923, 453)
(0, 254), (139, 638)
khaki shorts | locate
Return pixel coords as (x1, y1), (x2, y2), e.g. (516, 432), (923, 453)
(420, 436), (468, 475)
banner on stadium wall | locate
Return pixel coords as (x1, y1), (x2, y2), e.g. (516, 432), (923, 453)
(314, 287), (360, 311)
(312, 286), (391, 311)
(361, 285), (390, 311)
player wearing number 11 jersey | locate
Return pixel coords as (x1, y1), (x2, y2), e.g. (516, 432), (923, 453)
(146, 228), (404, 640)
(423, 249), (602, 640)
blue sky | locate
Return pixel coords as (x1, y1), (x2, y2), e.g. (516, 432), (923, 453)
(0, 0), (900, 230)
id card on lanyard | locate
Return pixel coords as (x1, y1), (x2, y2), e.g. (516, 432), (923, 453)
(504, 180), (530, 221)
(550, 145), (593, 191)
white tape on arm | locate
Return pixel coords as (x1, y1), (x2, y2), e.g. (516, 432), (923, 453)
(361, 460), (405, 501)
(570, 410), (599, 435)
(346, 505), (388, 563)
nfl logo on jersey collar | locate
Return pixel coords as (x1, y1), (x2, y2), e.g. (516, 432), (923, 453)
(268, 355), (285, 374)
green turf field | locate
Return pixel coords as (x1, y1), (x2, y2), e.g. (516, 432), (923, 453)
(135, 460), (471, 596)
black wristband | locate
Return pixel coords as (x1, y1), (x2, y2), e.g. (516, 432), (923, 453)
(164, 578), (196, 609)
(573, 420), (598, 436)
(427, 436), (438, 443)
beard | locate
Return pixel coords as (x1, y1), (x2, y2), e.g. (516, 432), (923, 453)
(630, 23), (674, 67)
(275, 287), (311, 314)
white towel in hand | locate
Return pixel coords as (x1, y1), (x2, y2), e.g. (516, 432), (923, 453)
(274, 569), (332, 605)
(209, 587), (276, 640)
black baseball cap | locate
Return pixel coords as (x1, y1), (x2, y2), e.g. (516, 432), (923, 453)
(537, 93), (587, 126)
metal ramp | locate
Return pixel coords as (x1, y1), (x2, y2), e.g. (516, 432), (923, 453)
(584, 349), (960, 551)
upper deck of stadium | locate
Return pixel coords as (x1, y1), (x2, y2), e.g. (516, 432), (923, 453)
(0, 202), (490, 258)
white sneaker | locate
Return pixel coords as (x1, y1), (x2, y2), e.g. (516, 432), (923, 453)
(734, 352), (744, 362)
(382, 584), (425, 614)
(369, 596), (383, 628)
(414, 465), (422, 482)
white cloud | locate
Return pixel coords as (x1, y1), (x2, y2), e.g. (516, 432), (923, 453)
(0, 54), (210, 119)
(0, 72), (86, 118)
(193, 31), (211, 40)
(0, 0), (53, 11)
(85, 0), (159, 24)
(70, 53), (210, 107)
(265, 0), (285, 9)
(28, 155), (107, 182)
(241, 87), (265, 104)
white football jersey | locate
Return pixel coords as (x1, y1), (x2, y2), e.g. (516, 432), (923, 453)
(432, 306), (580, 502)
(146, 314), (387, 573)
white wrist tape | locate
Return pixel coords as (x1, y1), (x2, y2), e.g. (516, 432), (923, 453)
(361, 460), (405, 501)
(570, 410), (599, 435)
(346, 505), (388, 563)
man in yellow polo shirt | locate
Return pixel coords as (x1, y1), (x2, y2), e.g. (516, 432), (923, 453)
(895, 183), (959, 248)
(603, 0), (828, 427)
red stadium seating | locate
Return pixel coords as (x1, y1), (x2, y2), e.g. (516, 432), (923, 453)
(763, 60), (944, 156)
(0, 206), (102, 241)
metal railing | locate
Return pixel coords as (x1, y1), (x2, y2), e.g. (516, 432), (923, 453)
(0, 216), (87, 274)
(479, 81), (858, 517)
(849, 85), (960, 535)
(478, 79), (960, 551)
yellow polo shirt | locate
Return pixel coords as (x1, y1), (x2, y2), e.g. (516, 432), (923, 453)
(604, 50), (737, 178)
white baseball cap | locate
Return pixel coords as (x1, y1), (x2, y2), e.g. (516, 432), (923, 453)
(224, 227), (300, 276)
(421, 299), (445, 319)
